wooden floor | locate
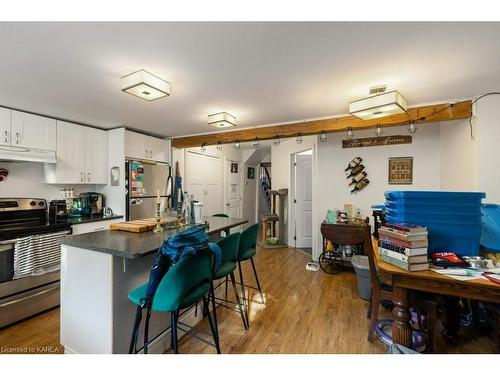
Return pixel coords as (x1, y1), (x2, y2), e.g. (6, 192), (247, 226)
(0, 246), (496, 354)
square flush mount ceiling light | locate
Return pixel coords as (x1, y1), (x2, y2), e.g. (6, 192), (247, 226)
(349, 90), (407, 120)
(121, 69), (170, 101)
(208, 112), (236, 128)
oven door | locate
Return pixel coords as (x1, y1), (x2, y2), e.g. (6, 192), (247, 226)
(0, 281), (60, 328)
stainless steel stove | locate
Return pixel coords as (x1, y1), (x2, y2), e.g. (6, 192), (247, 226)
(0, 198), (72, 328)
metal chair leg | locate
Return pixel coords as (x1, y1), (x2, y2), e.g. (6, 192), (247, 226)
(237, 261), (249, 327)
(143, 307), (152, 354)
(209, 282), (219, 336)
(250, 257), (264, 302)
(225, 275), (229, 300)
(204, 296), (221, 354)
(171, 311), (179, 354)
(230, 271), (249, 329)
(129, 306), (143, 354)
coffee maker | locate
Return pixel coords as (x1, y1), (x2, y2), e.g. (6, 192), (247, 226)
(80, 192), (104, 216)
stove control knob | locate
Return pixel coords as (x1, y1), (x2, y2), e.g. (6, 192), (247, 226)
(30, 201), (36, 206)
(38, 201), (45, 207)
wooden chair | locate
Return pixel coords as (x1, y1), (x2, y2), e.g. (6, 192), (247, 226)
(364, 225), (437, 352)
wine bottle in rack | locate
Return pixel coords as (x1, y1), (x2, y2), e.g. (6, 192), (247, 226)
(346, 163), (364, 178)
(350, 178), (370, 193)
(348, 171), (368, 185)
(344, 157), (362, 171)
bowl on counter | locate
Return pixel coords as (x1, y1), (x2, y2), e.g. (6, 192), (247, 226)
(267, 237), (279, 245)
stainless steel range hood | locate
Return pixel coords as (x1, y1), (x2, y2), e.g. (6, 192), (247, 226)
(0, 146), (56, 163)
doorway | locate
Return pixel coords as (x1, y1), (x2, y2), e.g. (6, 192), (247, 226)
(291, 149), (313, 255)
(224, 159), (242, 218)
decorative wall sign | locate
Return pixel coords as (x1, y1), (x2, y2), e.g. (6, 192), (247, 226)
(388, 157), (413, 185)
(247, 167), (255, 179)
(342, 135), (412, 149)
(230, 162), (238, 174)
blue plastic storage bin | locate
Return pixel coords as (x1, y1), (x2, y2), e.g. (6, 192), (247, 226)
(481, 204), (500, 253)
(384, 191), (485, 256)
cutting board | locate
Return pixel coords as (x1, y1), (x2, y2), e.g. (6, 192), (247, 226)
(110, 218), (165, 233)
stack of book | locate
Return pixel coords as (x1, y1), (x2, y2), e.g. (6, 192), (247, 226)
(378, 223), (429, 271)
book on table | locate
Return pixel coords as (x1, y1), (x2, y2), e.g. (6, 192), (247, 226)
(378, 228), (428, 242)
(381, 223), (427, 235)
(378, 239), (427, 256)
(379, 253), (429, 271)
(379, 235), (428, 249)
(379, 247), (428, 264)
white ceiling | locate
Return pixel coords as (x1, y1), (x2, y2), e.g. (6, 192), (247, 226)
(1, 22), (499, 138)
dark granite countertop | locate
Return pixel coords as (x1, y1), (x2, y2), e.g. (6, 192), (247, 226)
(59, 216), (248, 259)
(63, 214), (124, 225)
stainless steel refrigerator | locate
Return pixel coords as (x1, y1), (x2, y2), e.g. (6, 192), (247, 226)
(125, 160), (171, 220)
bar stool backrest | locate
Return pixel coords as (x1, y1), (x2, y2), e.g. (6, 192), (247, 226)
(152, 251), (213, 312)
(217, 232), (241, 264)
(363, 225), (381, 297)
(238, 223), (259, 259)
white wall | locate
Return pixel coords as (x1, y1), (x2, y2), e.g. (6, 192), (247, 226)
(439, 119), (479, 191)
(0, 162), (92, 200)
(315, 124), (442, 257)
(475, 95), (500, 203)
(271, 136), (316, 190)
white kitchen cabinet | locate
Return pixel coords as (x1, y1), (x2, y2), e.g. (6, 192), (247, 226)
(11, 110), (56, 151)
(125, 130), (169, 163)
(71, 219), (122, 235)
(45, 121), (108, 184)
(0, 107), (10, 145)
(84, 127), (108, 184)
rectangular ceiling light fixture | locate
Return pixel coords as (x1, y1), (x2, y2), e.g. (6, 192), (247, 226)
(208, 112), (236, 128)
(349, 90), (407, 120)
(121, 69), (170, 101)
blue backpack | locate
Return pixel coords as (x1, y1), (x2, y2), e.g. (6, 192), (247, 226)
(140, 225), (221, 307)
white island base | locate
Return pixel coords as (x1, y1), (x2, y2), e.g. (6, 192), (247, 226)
(60, 245), (205, 354)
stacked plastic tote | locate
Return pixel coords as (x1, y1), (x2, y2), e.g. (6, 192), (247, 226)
(384, 191), (485, 256)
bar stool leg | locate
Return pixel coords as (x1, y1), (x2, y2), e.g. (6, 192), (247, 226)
(204, 296), (221, 354)
(171, 311), (179, 354)
(237, 261), (249, 327)
(143, 306), (152, 354)
(224, 275), (229, 300)
(129, 306), (143, 354)
(250, 257), (264, 302)
(209, 282), (219, 336)
(230, 271), (248, 329)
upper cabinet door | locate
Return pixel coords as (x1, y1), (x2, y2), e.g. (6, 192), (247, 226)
(148, 136), (169, 163)
(84, 127), (108, 184)
(125, 130), (148, 160)
(56, 121), (86, 183)
(11, 111), (56, 151)
(0, 107), (11, 145)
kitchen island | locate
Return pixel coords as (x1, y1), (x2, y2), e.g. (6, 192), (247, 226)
(59, 216), (247, 354)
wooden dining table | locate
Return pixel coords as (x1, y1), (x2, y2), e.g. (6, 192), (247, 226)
(373, 240), (500, 348)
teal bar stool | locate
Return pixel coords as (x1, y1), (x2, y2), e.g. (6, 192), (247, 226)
(128, 251), (220, 354)
(236, 223), (263, 327)
(210, 232), (249, 329)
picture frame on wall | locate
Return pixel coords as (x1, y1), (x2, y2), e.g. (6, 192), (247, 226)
(388, 157), (413, 184)
(247, 167), (255, 179)
(230, 162), (239, 174)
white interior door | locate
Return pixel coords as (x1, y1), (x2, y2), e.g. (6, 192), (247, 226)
(186, 151), (207, 205)
(186, 151), (222, 217)
(203, 155), (222, 216)
(295, 153), (313, 248)
(225, 160), (241, 218)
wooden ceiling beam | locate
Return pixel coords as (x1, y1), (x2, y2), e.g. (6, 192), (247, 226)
(171, 100), (472, 148)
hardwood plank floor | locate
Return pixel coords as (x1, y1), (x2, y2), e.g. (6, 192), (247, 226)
(0, 247), (496, 354)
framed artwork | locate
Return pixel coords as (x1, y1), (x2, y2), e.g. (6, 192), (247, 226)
(247, 167), (255, 179)
(230, 162), (239, 174)
(388, 157), (413, 184)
